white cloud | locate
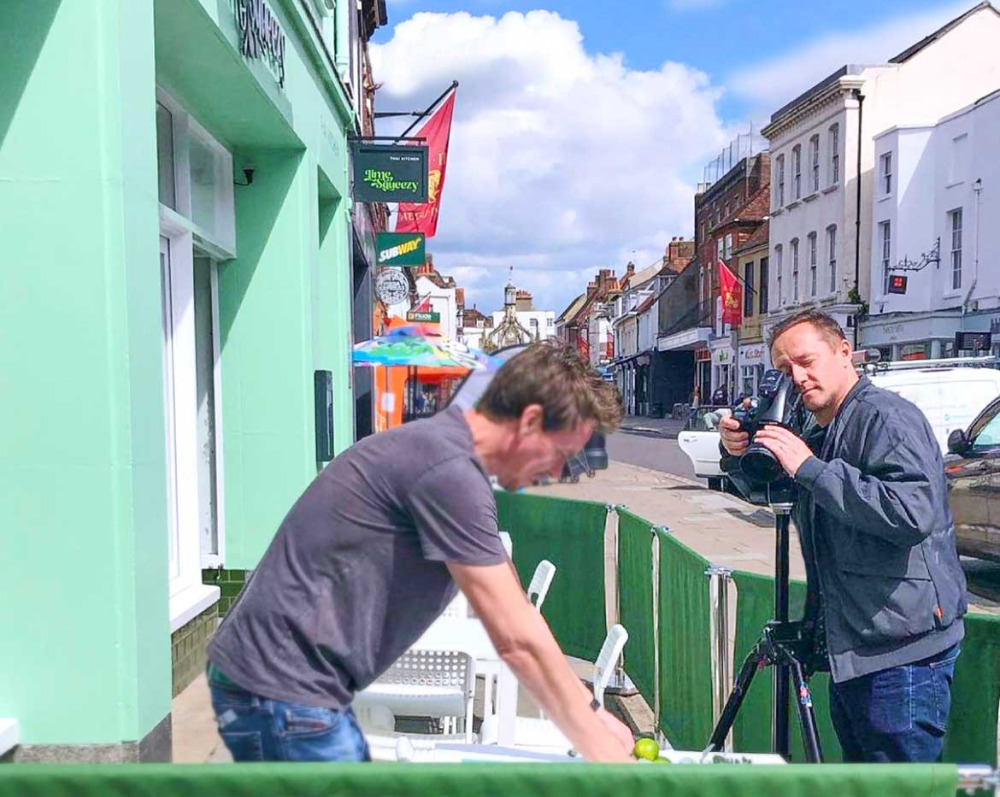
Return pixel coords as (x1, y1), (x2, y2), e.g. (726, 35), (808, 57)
(729, 1), (973, 113)
(370, 11), (729, 317)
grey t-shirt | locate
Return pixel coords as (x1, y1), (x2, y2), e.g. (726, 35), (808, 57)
(208, 406), (507, 708)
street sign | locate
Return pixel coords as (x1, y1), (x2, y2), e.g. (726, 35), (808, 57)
(374, 268), (409, 306)
(955, 331), (992, 352)
(376, 232), (426, 267)
(886, 274), (908, 295)
(406, 310), (440, 323)
(352, 143), (428, 203)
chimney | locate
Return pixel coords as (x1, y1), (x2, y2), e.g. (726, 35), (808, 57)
(456, 288), (465, 309)
(586, 281), (598, 298)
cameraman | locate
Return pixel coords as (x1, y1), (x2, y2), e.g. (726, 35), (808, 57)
(719, 309), (966, 763)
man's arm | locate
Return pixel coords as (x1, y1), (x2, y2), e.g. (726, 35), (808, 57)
(447, 561), (634, 763)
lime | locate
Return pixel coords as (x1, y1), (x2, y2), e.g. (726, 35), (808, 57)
(632, 737), (660, 761)
(653, 756), (671, 764)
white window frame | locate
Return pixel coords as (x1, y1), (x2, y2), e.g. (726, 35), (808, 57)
(810, 135), (820, 193)
(792, 145), (802, 200)
(829, 124), (840, 185)
(950, 208), (963, 292)
(880, 220), (892, 295)
(827, 225), (837, 294)
(776, 155), (785, 207)
(775, 245), (783, 306)
(881, 152), (893, 196)
(791, 238), (799, 302)
(156, 87), (235, 628)
(808, 232), (817, 297)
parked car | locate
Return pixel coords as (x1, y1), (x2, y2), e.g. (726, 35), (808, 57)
(677, 405), (731, 490)
(944, 395), (1000, 562)
(676, 360), (1000, 487)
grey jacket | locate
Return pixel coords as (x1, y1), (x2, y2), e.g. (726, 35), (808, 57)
(724, 377), (966, 682)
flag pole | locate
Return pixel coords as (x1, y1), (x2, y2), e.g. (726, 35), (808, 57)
(395, 80), (459, 143)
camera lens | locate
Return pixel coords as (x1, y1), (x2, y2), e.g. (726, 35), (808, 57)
(741, 444), (784, 483)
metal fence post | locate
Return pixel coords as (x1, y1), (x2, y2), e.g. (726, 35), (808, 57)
(706, 564), (733, 751)
(652, 530), (663, 745)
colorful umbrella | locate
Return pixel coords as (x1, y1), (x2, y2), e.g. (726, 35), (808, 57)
(352, 323), (496, 372)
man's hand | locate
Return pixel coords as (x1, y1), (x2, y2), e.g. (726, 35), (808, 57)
(752, 424), (813, 478)
(595, 707), (635, 758)
(719, 415), (749, 456)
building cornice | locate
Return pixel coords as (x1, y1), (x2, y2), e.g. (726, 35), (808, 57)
(762, 76), (867, 143)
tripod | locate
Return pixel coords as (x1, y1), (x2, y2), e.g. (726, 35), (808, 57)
(706, 482), (824, 762)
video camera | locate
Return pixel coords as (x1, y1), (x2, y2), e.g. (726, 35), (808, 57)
(732, 369), (804, 484)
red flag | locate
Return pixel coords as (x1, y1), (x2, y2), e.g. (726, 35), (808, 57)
(717, 260), (742, 327)
(395, 90), (457, 238)
(413, 293), (432, 313)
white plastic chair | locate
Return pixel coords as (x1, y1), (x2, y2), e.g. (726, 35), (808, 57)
(353, 649), (477, 743)
(480, 624), (629, 753)
(527, 560), (556, 609)
(592, 624), (629, 709)
(440, 590), (470, 619)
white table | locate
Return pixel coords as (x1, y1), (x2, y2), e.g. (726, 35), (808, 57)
(411, 617), (518, 746)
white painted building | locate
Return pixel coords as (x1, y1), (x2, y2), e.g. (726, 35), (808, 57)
(414, 272), (459, 340)
(860, 88), (1000, 358)
(762, 2), (1000, 344)
(489, 308), (555, 342)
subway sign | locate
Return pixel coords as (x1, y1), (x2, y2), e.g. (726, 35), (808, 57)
(376, 233), (426, 267)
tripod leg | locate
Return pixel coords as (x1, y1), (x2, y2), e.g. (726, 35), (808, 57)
(786, 655), (823, 763)
(707, 643), (765, 752)
(774, 663), (790, 758)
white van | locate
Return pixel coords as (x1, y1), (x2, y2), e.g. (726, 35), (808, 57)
(866, 361), (1000, 454)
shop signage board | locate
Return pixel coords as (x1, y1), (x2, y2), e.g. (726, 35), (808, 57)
(955, 331), (992, 352)
(377, 233), (426, 267)
(406, 311), (440, 323)
(352, 144), (428, 203)
(236, 0), (287, 88)
(886, 274), (908, 295)
(375, 268), (409, 306)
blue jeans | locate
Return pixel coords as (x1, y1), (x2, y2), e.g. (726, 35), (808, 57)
(207, 666), (370, 762)
(829, 644), (960, 763)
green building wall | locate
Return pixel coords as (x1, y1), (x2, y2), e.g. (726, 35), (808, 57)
(1, 0), (357, 755)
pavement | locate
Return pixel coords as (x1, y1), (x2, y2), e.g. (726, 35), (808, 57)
(616, 415), (686, 439)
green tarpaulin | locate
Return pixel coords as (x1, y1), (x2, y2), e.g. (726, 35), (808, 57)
(730, 570), (842, 762)
(943, 612), (1000, 766)
(615, 508), (656, 712)
(657, 529), (714, 750)
(495, 491), (609, 661)
(0, 763), (961, 797)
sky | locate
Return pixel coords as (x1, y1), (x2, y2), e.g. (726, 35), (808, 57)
(369, 0), (977, 318)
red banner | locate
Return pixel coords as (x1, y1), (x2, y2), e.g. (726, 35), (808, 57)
(717, 260), (742, 327)
(395, 90), (456, 238)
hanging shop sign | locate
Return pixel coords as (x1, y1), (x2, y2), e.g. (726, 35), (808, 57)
(352, 143), (429, 203)
(375, 268), (409, 306)
(377, 232), (426, 267)
(236, 0), (287, 89)
(406, 310), (441, 323)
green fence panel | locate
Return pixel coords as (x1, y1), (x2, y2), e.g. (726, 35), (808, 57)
(615, 508), (656, 712)
(495, 491), (609, 661)
(657, 529), (714, 750)
(730, 571), (842, 762)
(0, 763), (961, 797)
(944, 612), (1000, 766)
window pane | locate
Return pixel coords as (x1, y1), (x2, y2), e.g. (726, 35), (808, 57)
(160, 236), (181, 582)
(194, 257), (219, 558)
(156, 103), (176, 210)
(189, 135), (219, 236)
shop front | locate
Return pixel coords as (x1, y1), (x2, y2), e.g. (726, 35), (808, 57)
(2, 0), (359, 761)
(738, 342), (768, 399)
(858, 310), (965, 362)
(709, 337), (736, 405)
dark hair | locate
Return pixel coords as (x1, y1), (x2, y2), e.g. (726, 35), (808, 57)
(767, 309), (847, 351)
(475, 342), (623, 433)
